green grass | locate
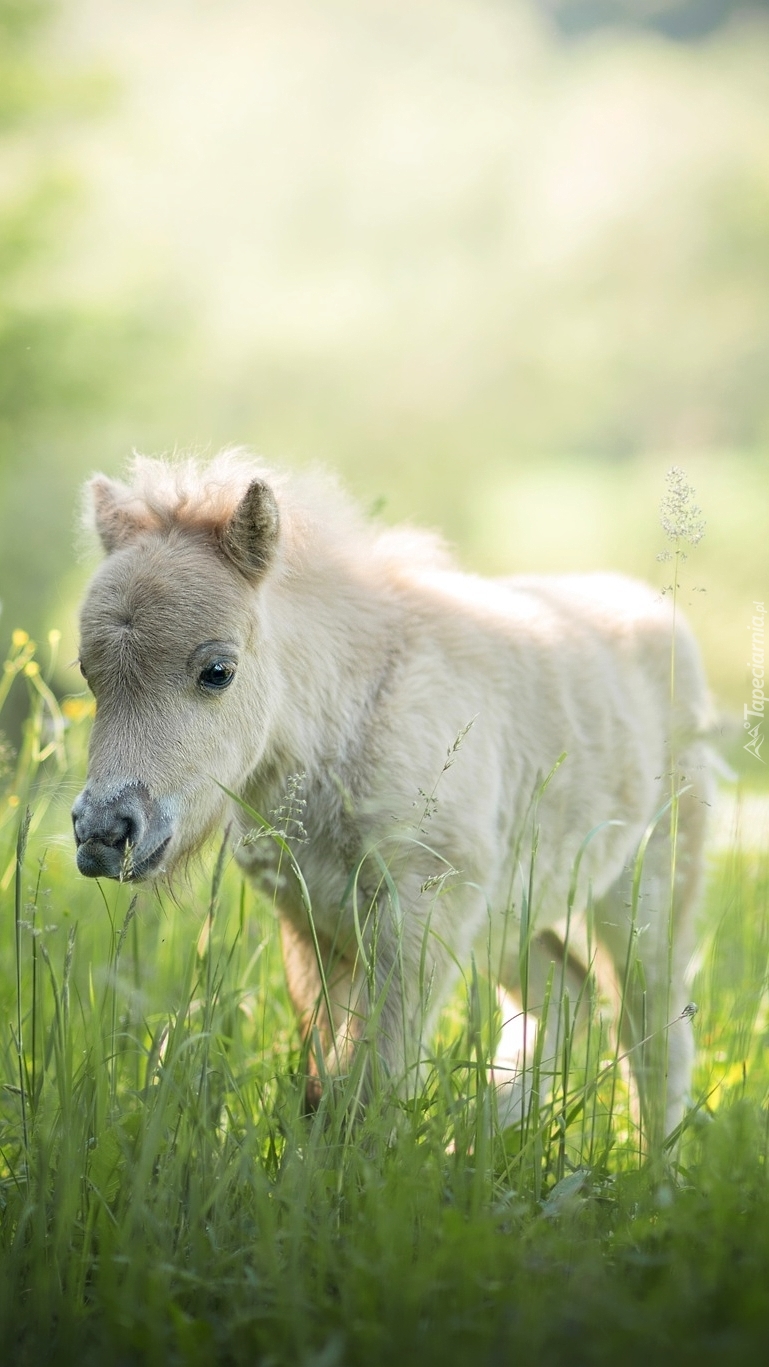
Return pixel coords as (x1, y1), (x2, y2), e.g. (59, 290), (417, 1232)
(1, 631), (769, 1366)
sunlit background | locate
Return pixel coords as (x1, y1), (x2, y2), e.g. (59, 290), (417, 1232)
(1, 0), (768, 769)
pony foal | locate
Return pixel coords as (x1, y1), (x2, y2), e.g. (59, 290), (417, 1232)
(72, 452), (711, 1137)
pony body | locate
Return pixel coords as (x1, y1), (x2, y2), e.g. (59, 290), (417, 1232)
(73, 451), (712, 1135)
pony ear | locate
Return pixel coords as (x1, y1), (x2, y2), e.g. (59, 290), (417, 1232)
(220, 479), (280, 578)
(89, 476), (146, 554)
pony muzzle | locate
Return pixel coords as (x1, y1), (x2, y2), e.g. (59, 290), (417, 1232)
(71, 782), (173, 881)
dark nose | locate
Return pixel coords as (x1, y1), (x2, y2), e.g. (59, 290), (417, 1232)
(72, 785), (149, 879)
(73, 803), (138, 851)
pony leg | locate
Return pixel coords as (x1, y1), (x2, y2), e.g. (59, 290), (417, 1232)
(280, 895), (449, 1107)
(279, 915), (357, 1109)
(594, 753), (710, 1145)
(306, 873), (489, 1105)
(491, 931), (590, 1130)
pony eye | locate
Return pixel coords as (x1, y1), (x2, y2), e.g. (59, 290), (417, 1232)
(198, 660), (236, 691)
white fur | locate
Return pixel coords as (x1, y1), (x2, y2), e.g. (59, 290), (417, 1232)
(78, 452), (713, 1138)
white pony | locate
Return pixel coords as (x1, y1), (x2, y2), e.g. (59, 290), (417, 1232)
(72, 451), (712, 1136)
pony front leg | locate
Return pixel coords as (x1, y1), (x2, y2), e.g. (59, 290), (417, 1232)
(328, 904), (446, 1105)
(279, 914), (361, 1110)
(279, 898), (429, 1109)
(283, 876), (497, 1113)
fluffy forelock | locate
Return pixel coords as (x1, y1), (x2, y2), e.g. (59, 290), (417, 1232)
(118, 448), (277, 533)
(85, 447), (453, 573)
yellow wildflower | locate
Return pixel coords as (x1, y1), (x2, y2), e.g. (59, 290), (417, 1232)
(62, 697), (95, 722)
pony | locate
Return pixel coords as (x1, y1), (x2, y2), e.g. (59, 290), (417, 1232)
(72, 450), (712, 1137)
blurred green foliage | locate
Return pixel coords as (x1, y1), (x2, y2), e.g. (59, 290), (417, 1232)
(0, 0), (176, 667)
(0, 0), (766, 733)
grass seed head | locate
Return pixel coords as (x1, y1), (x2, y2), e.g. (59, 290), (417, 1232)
(659, 466), (706, 549)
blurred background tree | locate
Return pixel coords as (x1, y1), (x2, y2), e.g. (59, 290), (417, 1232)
(0, 0), (767, 762)
(539, 0), (769, 40)
(0, 0), (178, 672)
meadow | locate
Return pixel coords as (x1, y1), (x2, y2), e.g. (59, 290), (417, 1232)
(1, 622), (768, 1367)
(2, 9), (769, 1356)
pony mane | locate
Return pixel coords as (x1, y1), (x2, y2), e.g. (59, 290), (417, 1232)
(84, 448), (454, 576)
